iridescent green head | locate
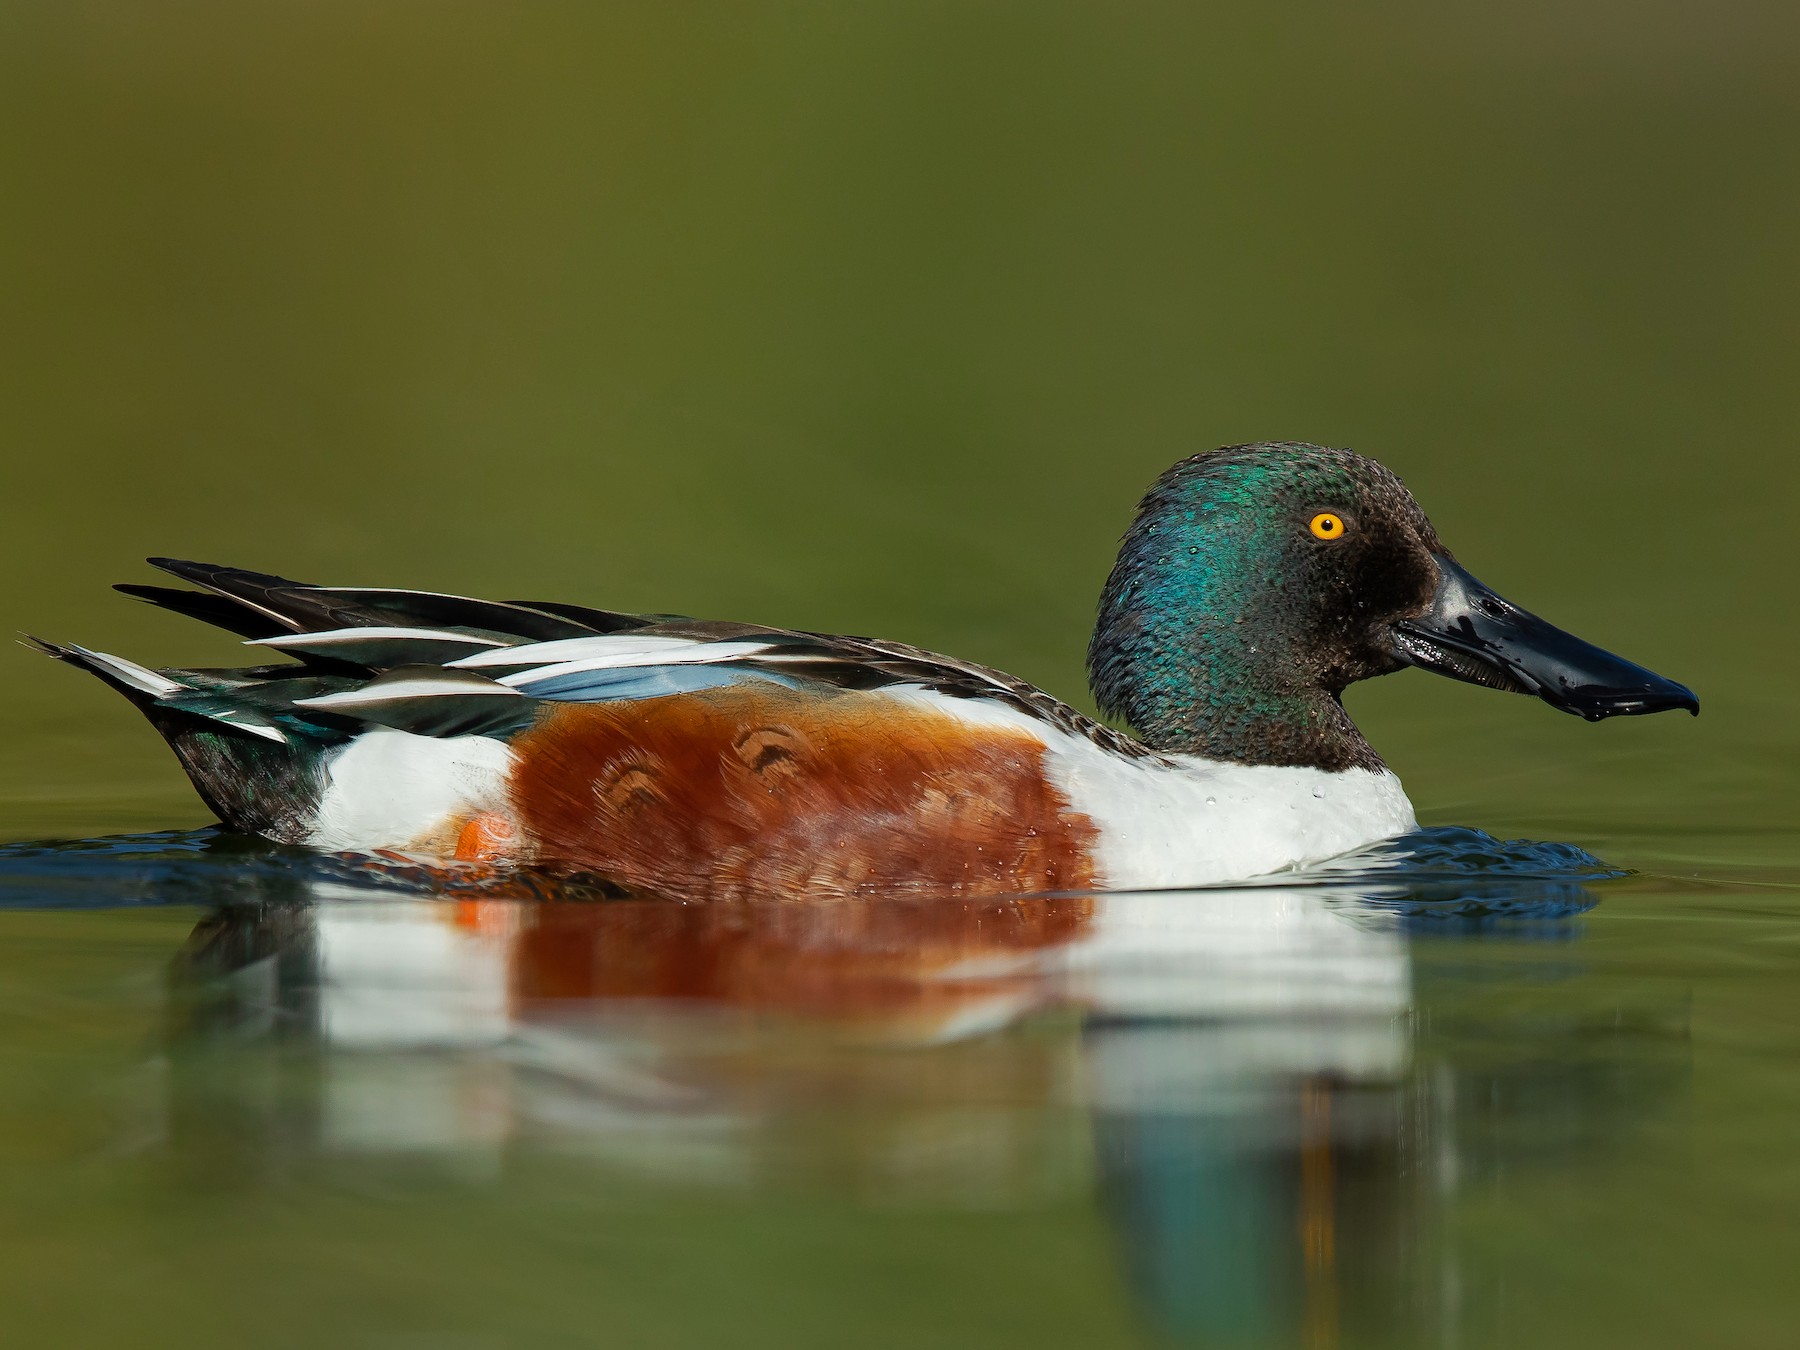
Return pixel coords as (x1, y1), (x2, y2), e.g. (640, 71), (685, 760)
(1087, 442), (1696, 770)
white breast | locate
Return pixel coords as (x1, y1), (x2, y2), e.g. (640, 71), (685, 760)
(1045, 736), (1416, 889)
(883, 685), (1417, 889)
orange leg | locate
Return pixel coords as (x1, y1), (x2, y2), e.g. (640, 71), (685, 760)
(454, 812), (519, 863)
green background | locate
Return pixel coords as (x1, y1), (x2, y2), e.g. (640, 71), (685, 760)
(4, 1), (1794, 858)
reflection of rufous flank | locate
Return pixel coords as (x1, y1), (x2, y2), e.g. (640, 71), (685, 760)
(506, 892), (1095, 1027)
(507, 685), (1101, 901)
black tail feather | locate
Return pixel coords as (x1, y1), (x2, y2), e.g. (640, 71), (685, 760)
(143, 558), (605, 643)
(502, 597), (661, 635)
(114, 584), (289, 640)
(145, 558), (330, 633)
(290, 587), (598, 641)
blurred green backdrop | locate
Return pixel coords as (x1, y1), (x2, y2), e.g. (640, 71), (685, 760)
(2, 1), (1794, 859)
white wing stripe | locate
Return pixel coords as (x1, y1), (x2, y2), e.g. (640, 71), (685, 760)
(250, 627), (511, 651)
(71, 646), (188, 698)
(295, 680), (526, 709)
(448, 635), (711, 669)
(208, 711), (289, 744)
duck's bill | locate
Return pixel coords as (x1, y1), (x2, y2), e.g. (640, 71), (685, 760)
(1390, 556), (1699, 721)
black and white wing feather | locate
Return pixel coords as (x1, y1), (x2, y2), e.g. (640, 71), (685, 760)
(90, 558), (1153, 757)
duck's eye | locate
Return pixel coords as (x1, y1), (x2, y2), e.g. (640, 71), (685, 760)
(1308, 512), (1347, 541)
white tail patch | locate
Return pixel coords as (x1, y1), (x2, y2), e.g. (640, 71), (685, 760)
(309, 729), (516, 854)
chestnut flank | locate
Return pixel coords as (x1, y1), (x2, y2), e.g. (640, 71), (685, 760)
(508, 685), (1100, 901)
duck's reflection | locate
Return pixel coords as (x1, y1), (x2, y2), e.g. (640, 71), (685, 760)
(168, 875), (1686, 1346)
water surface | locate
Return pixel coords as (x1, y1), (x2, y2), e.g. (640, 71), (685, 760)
(0, 826), (1794, 1349)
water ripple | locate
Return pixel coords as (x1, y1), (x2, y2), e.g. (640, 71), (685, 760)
(0, 824), (1617, 922)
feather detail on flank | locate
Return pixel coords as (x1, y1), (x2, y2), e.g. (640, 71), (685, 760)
(505, 682), (1101, 901)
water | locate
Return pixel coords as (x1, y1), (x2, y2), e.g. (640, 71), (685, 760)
(1, 829), (1793, 1349)
(2, 3), (1798, 1347)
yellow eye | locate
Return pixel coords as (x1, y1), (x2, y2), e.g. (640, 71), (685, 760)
(1309, 512), (1346, 540)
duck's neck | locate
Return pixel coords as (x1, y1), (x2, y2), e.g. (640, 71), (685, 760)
(1086, 552), (1383, 773)
(1105, 663), (1380, 771)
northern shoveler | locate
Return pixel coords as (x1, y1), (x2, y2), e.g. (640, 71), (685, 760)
(37, 443), (1697, 899)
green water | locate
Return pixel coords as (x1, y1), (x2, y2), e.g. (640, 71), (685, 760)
(1, 4), (1797, 1347)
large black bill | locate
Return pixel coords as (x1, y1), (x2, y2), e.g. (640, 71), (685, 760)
(1391, 557), (1699, 721)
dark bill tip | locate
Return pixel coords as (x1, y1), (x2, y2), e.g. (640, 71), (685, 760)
(1391, 557), (1699, 722)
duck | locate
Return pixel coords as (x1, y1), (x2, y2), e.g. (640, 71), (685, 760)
(36, 442), (1697, 900)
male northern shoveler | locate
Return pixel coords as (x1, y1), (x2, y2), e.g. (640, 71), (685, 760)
(38, 443), (1696, 899)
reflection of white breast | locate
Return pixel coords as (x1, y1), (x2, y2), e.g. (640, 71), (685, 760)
(1059, 888), (1412, 1021)
(934, 885), (1413, 1111)
(1057, 888), (1413, 1110)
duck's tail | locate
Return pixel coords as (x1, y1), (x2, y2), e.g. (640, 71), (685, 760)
(34, 556), (601, 843)
(25, 636), (334, 843)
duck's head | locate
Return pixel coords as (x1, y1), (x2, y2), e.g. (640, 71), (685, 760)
(1088, 442), (1697, 770)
